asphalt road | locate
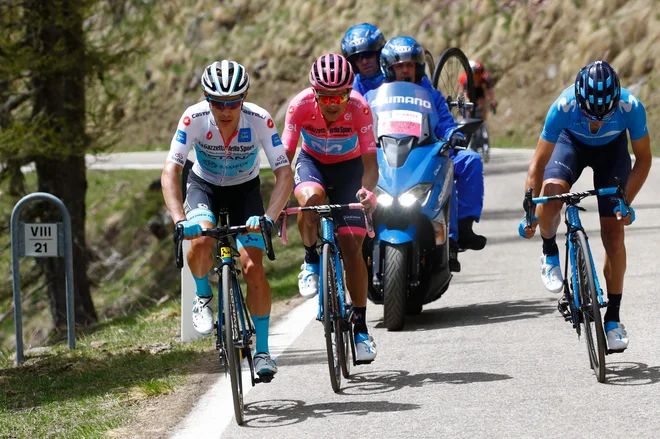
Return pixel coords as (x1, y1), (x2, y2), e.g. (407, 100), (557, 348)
(160, 149), (660, 438)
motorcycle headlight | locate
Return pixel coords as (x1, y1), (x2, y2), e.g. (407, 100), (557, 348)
(374, 186), (394, 207)
(398, 183), (433, 207)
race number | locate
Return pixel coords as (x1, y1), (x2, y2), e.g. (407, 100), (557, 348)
(24, 223), (58, 257)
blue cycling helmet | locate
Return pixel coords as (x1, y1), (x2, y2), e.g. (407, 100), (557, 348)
(575, 60), (620, 121)
(341, 23), (386, 62)
(380, 36), (425, 83)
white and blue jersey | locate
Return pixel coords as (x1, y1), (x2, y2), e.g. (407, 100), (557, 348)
(168, 101), (290, 186)
(541, 86), (648, 146)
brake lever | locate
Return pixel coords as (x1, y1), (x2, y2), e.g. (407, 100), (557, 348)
(174, 223), (184, 269)
(260, 216), (276, 261)
(523, 188), (534, 227)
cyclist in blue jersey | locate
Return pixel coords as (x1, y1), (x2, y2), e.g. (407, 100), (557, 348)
(161, 60), (294, 376)
(361, 35), (487, 272)
(519, 61), (652, 352)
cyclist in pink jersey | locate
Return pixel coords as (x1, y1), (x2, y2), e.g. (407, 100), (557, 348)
(282, 53), (379, 363)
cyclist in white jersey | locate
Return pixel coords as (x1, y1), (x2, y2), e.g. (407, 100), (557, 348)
(161, 60), (293, 378)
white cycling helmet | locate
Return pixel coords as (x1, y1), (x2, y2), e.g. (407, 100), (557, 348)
(200, 60), (250, 97)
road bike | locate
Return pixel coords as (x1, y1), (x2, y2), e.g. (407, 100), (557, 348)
(278, 201), (374, 392)
(174, 212), (276, 424)
(524, 178), (632, 383)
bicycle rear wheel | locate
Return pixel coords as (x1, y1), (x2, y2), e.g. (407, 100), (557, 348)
(223, 264), (245, 424)
(574, 231), (607, 383)
(322, 243), (343, 393)
(433, 47), (475, 120)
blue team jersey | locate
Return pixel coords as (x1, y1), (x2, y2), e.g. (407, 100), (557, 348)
(541, 86), (648, 146)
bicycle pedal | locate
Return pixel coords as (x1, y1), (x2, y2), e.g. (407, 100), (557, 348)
(607, 347), (626, 355)
(256, 372), (275, 383)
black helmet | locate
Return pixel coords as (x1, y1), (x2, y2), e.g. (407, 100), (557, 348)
(574, 61), (620, 121)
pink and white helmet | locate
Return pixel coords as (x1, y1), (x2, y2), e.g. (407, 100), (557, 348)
(309, 53), (354, 91)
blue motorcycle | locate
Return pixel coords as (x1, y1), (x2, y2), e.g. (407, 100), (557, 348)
(364, 82), (479, 330)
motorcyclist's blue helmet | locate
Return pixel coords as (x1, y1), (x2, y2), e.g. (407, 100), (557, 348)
(574, 60), (620, 121)
(341, 23), (386, 67)
(380, 36), (425, 83)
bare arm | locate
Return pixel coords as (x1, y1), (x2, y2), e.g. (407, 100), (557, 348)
(264, 166), (294, 220)
(361, 153), (379, 191)
(627, 133), (652, 203)
(525, 137), (557, 198)
(161, 161), (186, 223)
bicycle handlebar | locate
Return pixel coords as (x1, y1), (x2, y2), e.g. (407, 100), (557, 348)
(174, 218), (276, 268)
(523, 177), (631, 229)
(277, 202), (375, 245)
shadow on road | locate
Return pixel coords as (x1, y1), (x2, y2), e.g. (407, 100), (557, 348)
(275, 349), (327, 367)
(243, 398), (420, 428)
(374, 298), (556, 331)
(606, 361), (660, 386)
(341, 369), (512, 396)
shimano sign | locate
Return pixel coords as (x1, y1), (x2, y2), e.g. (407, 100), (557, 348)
(370, 95), (433, 109)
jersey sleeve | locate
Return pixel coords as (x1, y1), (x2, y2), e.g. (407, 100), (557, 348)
(167, 110), (194, 167)
(622, 93), (648, 140)
(255, 110), (290, 171)
(351, 92), (377, 154)
(540, 95), (572, 143)
(280, 101), (303, 153)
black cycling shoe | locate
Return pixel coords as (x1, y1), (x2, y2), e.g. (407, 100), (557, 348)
(449, 239), (461, 273)
(458, 217), (487, 251)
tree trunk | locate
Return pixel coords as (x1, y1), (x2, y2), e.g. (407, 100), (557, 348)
(29, 0), (97, 328)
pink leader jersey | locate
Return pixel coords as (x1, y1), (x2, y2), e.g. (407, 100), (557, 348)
(281, 88), (377, 164)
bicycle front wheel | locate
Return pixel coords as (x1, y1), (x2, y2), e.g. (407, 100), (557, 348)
(322, 243), (343, 393)
(433, 47), (475, 120)
(574, 231), (607, 383)
(223, 264), (245, 424)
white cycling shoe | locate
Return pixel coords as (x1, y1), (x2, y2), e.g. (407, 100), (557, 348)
(540, 253), (563, 294)
(355, 333), (377, 363)
(605, 322), (629, 352)
(298, 263), (319, 298)
(254, 352), (278, 376)
(192, 296), (214, 335)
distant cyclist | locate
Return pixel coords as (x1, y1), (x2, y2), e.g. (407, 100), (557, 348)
(519, 60), (652, 352)
(459, 60), (497, 122)
(282, 53), (379, 363)
(359, 35), (487, 271)
(161, 60), (294, 378)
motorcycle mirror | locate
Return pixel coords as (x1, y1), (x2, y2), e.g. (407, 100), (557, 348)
(454, 118), (483, 137)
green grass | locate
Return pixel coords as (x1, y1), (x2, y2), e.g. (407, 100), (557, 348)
(0, 166), (304, 438)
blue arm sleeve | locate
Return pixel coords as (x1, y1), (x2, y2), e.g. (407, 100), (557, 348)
(541, 94), (572, 143)
(431, 89), (458, 139)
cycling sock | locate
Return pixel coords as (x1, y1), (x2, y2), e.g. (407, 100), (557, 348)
(193, 273), (212, 297)
(542, 235), (559, 256)
(252, 314), (270, 354)
(304, 245), (319, 265)
(353, 307), (368, 334)
(604, 293), (621, 323)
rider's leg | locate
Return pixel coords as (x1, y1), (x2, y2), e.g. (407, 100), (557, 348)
(538, 131), (585, 293)
(452, 149), (486, 250)
(592, 131), (631, 350)
(293, 151), (327, 298)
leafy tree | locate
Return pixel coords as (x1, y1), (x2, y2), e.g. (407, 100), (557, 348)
(0, 0), (154, 329)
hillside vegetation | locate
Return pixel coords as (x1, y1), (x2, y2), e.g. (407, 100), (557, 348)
(116, 0), (659, 150)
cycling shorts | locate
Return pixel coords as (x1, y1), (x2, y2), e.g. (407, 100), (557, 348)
(293, 149), (366, 236)
(184, 172), (266, 250)
(543, 129), (631, 217)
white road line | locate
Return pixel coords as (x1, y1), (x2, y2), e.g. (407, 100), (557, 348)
(170, 297), (317, 439)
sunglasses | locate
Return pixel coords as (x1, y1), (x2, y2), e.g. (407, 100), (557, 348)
(580, 107), (615, 122)
(206, 95), (244, 110)
(315, 92), (350, 106)
(355, 51), (377, 60)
